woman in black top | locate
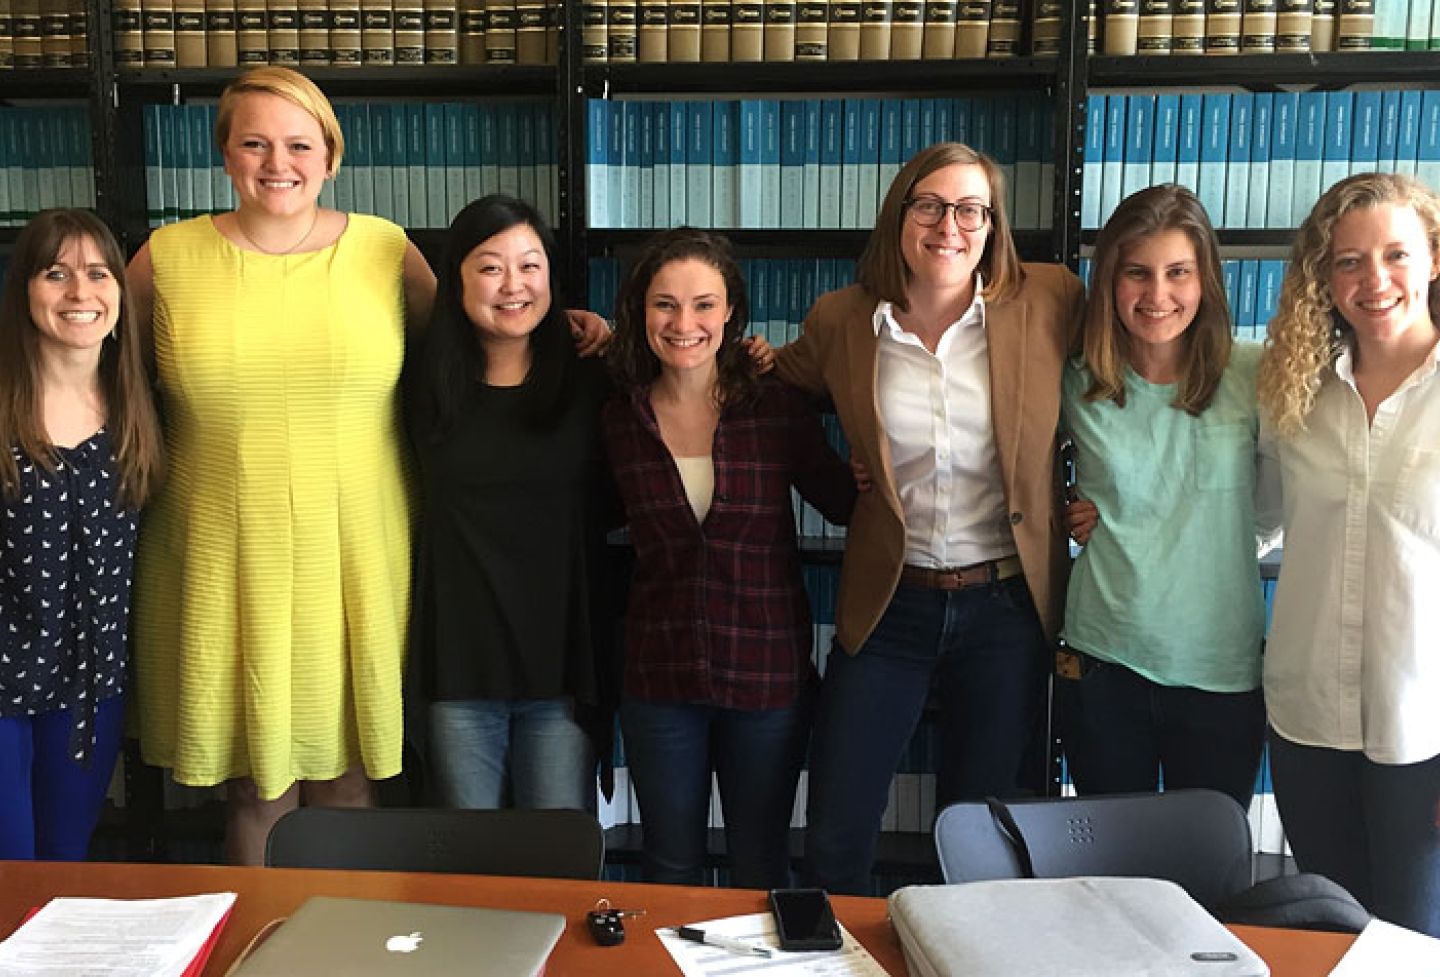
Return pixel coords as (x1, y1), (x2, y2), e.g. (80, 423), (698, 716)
(0, 209), (162, 859)
(407, 195), (615, 811)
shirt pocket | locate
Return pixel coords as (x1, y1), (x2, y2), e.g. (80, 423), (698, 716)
(1193, 422), (1254, 493)
(1394, 447), (1440, 533)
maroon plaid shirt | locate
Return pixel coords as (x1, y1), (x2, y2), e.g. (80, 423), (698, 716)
(602, 380), (856, 710)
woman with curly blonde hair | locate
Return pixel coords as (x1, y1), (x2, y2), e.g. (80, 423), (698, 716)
(1257, 171), (1440, 936)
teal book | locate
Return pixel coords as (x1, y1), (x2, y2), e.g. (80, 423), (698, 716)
(991, 98), (1018, 217)
(1266, 92), (1297, 230)
(653, 102), (670, 229)
(162, 107), (180, 224)
(1246, 94), (1271, 231)
(1175, 94), (1203, 196)
(686, 100), (713, 228)
(333, 104), (355, 214)
(1396, 90), (1422, 179)
(479, 102), (500, 200)
(1377, 89), (1402, 175)
(1256, 260), (1285, 340)
(144, 104), (164, 228)
(33, 110), (57, 213)
(1224, 93), (1252, 229)
(818, 99), (842, 229)
(760, 99), (781, 229)
(1196, 94), (1230, 229)
(857, 99), (880, 228)
(460, 103), (482, 218)
(1151, 94), (1179, 187)
(780, 100), (805, 228)
(619, 100), (639, 227)
(371, 102), (394, 222)
(1418, 91), (1440, 195)
(668, 101), (687, 226)
(425, 103), (448, 227)
(878, 100), (903, 209)
(352, 103), (375, 217)
(1121, 94), (1154, 203)
(1349, 89), (1381, 177)
(739, 99), (764, 228)
(637, 99), (654, 228)
(1291, 92), (1325, 227)
(1013, 96), (1043, 230)
(1099, 95), (1125, 228)
(406, 103), (428, 228)
(607, 100), (625, 227)
(801, 99), (821, 230)
(517, 101), (538, 220)
(1081, 95), (1104, 231)
(390, 103), (411, 229)
(712, 100), (738, 230)
(1236, 259), (1258, 341)
(0, 112), (13, 224)
(534, 103), (556, 225)
(588, 100), (610, 228)
(210, 105), (234, 213)
(1319, 91), (1353, 198)
(839, 98), (862, 229)
(498, 101), (521, 201)
(444, 103), (466, 222)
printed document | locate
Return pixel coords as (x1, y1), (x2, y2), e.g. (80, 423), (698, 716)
(657, 912), (891, 977)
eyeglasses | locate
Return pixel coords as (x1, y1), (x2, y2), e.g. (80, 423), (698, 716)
(904, 197), (993, 231)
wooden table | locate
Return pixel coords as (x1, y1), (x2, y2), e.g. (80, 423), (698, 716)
(0, 861), (1357, 976)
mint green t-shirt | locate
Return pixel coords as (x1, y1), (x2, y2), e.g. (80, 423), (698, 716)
(1061, 343), (1265, 692)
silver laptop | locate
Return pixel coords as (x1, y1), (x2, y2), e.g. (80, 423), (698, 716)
(232, 896), (566, 977)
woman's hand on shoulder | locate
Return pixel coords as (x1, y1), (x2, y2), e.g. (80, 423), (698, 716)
(568, 310), (613, 357)
(850, 458), (873, 493)
(1066, 498), (1098, 545)
(745, 335), (776, 374)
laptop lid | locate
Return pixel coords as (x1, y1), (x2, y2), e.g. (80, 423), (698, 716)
(232, 896), (566, 977)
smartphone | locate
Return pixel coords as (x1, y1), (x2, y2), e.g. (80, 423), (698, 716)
(769, 888), (842, 952)
(1059, 436), (1078, 504)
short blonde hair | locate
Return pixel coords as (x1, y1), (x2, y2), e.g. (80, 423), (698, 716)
(215, 66), (345, 177)
(1258, 172), (1440, 435)
(857, 142), (1025, 309)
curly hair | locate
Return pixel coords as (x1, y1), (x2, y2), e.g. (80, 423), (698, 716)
(1258, 172), (1440, 435)
(607, 227), (758, 409)
(1080, 184), (1232, 416)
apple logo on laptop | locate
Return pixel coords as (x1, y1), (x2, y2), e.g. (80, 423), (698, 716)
(385, 932), (423, 954)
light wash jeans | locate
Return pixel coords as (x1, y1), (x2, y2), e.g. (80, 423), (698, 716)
(429, 698), (596, 812)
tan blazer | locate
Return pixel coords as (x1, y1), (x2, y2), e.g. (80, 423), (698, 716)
(774, 264), (1085, 652)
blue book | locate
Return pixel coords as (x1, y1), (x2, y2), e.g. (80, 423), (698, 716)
(1222, 260), (1239, 327)
(371, 103), (394, 222)
(1014, 96), (1043, 230)
(652, 102), (670, 229)
(1256, 260), (1285, 341)
(170, 105), (192, 220)
(161, 107), (179, 224)
(444, 103), (467, 223)
(1236, 260), (1259, 341)
(686, 101), (713, 227)
(950, 96), (971, 146)
(1197, 94), (1231, 228)
(584, 100), (607, 229)
(535, 103), (556, 223)
(878, 99), (903, 203)
(0, 110), (15, 224)
(801, 99), (821, 229)
(668, 101), (687, 226)
(839, 99), (863, 230)
(606, 100), (625, 227)
(857, 99), (881, 228)
(1151, 94), (1180, 188)
(992, 99), (1018, 217)
(1350, 90), (1382, 177)
(780, 100), (806, 228)
(1246, 94), (1271, 230)
(1397, 90), (1423, 178)
(750, 259), (769, 344)
(497, 102), (521, 201)
(425, 103), (448, 228)
(712, 101), (738, 230)
(931, 98), (953, 148)
(389, 104), (410, 228)
(900, 98), (922, 169)
(1225, 93), (1252, 229)
(1378, 89), (1402, 174)
(760, 99), (781, 229)
(406, 104), (427, 228)
(819, 99), (843, 229)
(1081, 95), (1105, 230)
(919, 97), (937, 150)
(478, 102), (499, 198)
(971, 98), (994, 162)
(738, 99), (764, 228)
(1320, 91), (1354, 196)
(1292, 92), (1326, 227)
(1175, 94), (1203, 194)
(1266, 93), (1297, 230)
(209, 104), (232, 213)
(1121, 94), (1154, 203)
(461, 103), (482, 218)
(352, 104), (375, 217)
(635, 101), (654, 228)
(144, 103), (164, 227)
(771, 252), (791, 348)
(1418, 90), (1440, 193)
(618, 101), (639, 228)
(1099, 95), (1126, 227)
(517, 104), (538, 220)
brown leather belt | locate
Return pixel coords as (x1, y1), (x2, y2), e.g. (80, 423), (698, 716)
(899, 556), (1024, 591)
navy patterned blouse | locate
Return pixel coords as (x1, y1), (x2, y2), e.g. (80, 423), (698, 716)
(1, 429), (137, 762)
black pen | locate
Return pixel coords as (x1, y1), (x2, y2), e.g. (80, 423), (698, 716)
(672, 925), (774, 958)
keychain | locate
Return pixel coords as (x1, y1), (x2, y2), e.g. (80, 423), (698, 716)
(586, 899), (645, 946)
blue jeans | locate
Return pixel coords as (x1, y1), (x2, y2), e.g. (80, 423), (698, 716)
(1269, 730), (1440, 937)
(621, 694), (812, 889)
(429, 698), (596, 812)
(804, 576), (1050, 894)
(0, 696), (125, 860)
(1057, 654), (1265, 813)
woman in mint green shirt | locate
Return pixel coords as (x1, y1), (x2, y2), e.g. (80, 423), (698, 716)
(1058, 184), (1267, 813)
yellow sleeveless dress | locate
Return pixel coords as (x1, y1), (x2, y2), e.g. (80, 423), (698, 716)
(134, 214), (411, 799)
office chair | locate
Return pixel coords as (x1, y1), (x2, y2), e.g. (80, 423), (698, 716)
(933, 789), (1253, 911)
(265, 807), (606, 880)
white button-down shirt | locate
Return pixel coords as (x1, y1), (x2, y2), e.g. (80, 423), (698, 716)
(1259, 340), (1440, 764)
(873, 294), (1015, 569)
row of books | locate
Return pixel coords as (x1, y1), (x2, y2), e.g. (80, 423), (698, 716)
(581, 0), (1064, 63)
(1099, 0), (1440, 55)
(0, 106), (94, 225)
(0, 0), (89, 69)
(143, 99), (558, 229)
(1079, 255), (1289, 342)
(586, 95), (1057, 232)
(112, 0), (560, 68)
(1082, 89), (1440, 231)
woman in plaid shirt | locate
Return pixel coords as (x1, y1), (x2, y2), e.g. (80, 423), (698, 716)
(602, 228), (857, 888)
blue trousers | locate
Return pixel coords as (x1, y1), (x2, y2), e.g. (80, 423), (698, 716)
(1269, 730), (1440, 937)
(429, 698), (596, 812)
(0, 696), (125, 860)
(1057, 655), (1265, 813)
(621, 694), (812, 889)
(804, 577), (1050, 895)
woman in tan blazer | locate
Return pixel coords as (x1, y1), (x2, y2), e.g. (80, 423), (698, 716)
(772, 143), (1084, 894)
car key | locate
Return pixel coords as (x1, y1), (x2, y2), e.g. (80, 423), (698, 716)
(587, 900), (631, 946)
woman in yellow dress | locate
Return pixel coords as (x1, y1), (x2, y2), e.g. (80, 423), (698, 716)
(126, 67), (436, 864)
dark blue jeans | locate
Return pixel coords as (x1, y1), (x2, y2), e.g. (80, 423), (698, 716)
(1056, 654), (1265, 813)
(803, 576), (1050, 895)
(0, 696), (125, 860)
(1269, 729), (1440, 937)
(621, 693), (812, 889)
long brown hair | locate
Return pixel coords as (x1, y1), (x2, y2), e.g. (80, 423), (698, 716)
(608, 227), (759, 409)
(857, 142), (1026, 310)
(1080, 184), (1232, 415)
(0, 209), (163, 508)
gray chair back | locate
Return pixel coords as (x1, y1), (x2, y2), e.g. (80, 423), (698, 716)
(933, 789), (1254, 910)
(265, 807), (605, 880)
